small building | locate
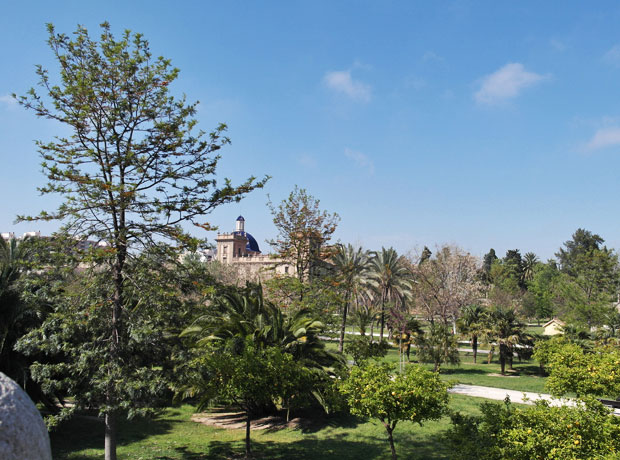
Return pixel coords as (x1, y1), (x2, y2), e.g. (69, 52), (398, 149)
(542, 318), (565, 336)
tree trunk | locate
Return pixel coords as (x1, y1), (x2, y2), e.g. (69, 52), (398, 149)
(472, 335), (478, 364)
(104, 412), (117, 460)
(499, 344), (507, 374)
(380, 294), (386, 341)
(370, 319), (375, 343)
(338, 293), (350, 353)
(385, 424), (397, 460)
(245, 411), (252, 458)
(487, 346), (493, 364)
(105, 252), (125, 460)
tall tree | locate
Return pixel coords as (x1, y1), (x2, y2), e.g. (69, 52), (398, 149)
(16, 23), (266, 460)
(556, 228), (605, 275)
(413, 245), (483, 326)
(267, 186), (339, 284)
(521, 252), (539, 284)
(368, 247), (412, 340)
(332, 244), (371, 353)
(553, 229), (619, 328)
(481, 248), (498, 283)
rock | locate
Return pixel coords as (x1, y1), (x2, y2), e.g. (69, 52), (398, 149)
(0, 372), (52, 460)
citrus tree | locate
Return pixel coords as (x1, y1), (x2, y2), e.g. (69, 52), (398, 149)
(340, 362), (450, 460)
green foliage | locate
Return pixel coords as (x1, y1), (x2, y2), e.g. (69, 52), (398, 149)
(368, 247), (413, 340)
(416, 322), (460, 372)
(0, 237), (37, 382)
(345, 336), (389, 365)
(180, 341), (302, 457)
(553, 229), (619, 328)
(267, 186), (340, 283)
(538, 341), (620, 398)
(17, 22), (267, 459)
(332, 243), (372, 353)
(532, 336), (570, 372)
(523, 262), (559, 321)
(179, 282), (345, 421)
(17, 249), (202, 427)
(340, 362), (450, 460)
(487, 307), (533, 374)
(447, 398), (620, 460)
(457, 304), (487, 363)
(481, 248), (498, 283)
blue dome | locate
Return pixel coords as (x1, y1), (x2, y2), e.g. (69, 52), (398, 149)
(236, 215), (245, 221)
(234, 231), (261, 253)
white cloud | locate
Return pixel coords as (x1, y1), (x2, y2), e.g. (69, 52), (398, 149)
(603, 45), (620, 66)
(422, 51), (445, 64)
(297, 154), (317, 168)
(584, 127), (620, 151)
(0, 94), (17, 109)
(344, 148), (374, 174)
(323, 70), (371, 102)
(474, 63), (548, 105)
(550, 38), (567, 52)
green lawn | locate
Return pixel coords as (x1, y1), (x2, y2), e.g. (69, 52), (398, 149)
(51, 396), (485, 460)
(51, 340), (549, 459)
(327, 340), (549, 394)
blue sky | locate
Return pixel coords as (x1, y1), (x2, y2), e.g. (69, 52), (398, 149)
(2, 1), (620, 260)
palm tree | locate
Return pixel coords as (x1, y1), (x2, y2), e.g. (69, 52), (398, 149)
(332, 244), (372, 352)
(368, 247), (413, 340)
(488, 307), (533, 374)
(457, 305), (487, 363)
(182, 283), (342, 371)
(522, 252), (539, 284)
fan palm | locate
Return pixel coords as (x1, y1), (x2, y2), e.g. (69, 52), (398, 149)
(488, 307), (533, 374)
(522, 252), (539, 284)
(457, 304), (488, 363)
(182, 283), (342, 372)
(331, 244), (372, 352)
(368, 247), (413, 340)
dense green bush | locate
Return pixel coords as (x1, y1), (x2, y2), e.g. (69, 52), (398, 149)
(345, 335), (389, 365)
(447, 397), (620, 460)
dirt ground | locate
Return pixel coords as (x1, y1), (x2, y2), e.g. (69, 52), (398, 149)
(191, 410), (305, 431)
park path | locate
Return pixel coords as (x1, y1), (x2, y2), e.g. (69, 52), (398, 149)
(449, 384), (620, 415)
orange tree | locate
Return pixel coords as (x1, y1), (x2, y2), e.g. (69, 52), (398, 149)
(448, 398), (620, 460)
(339, 362), (450, 460)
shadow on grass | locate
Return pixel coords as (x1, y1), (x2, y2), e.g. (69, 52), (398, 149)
(50, 411), (178, 457)
(157, 433), (418, 460)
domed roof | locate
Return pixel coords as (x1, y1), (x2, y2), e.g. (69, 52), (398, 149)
(236, 215), (245, 221)
(233, 231), (261, 253)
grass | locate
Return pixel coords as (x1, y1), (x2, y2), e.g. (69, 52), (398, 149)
(51, 396), (486, 460)
(327, 339), (549, 394)
(51, 337), (549, 459)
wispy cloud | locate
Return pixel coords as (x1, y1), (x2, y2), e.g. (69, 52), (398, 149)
(323, 70), (371, 102)
(297, 153), (317, 168)
(603, 45), (620, 67)
(550, 39), (567, 52)
(584, 126), (620, 151)
(0, 94), (17, 109)
(422, 51), (445, 64)
(344, 148), (374, 174)
(474, 63), (548, 105)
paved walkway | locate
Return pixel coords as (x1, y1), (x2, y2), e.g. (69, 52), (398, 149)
(449, 384), (620, 415)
